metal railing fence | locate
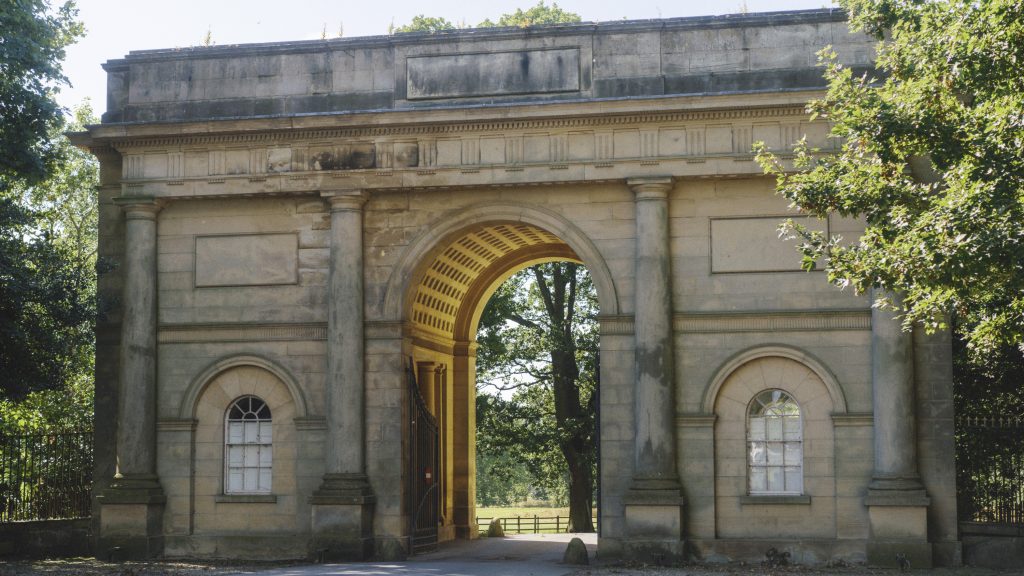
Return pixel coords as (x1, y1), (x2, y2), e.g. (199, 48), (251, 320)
(956, 416), (1024, 526)
(0, 430), (93, 522)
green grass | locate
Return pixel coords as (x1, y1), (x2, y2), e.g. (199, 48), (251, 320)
(475, 506), (595, 519)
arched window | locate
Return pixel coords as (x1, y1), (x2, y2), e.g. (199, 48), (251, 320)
(747, 389), (802, 495)
(225, 396), (272, 494)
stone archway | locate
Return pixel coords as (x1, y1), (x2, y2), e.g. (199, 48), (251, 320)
(398, 217), (611, 545)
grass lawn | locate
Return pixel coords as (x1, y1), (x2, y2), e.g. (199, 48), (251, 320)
(475, 506), (596, 519)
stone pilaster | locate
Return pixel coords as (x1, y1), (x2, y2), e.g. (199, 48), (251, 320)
(98, 197), (165, 559)
(451, 340), (478, 540)
(865, 289), (931, 567)
(623, 177), (684, 562)
(311, 190), (375, 560)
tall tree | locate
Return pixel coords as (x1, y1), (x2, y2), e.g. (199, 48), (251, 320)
(477, 263), (598, 532)
(755, 0), (1024, 357)
(477, 1), (581, 28)
(0, 103), (98, 408)
(393, 1), (580, 33)
(391, 15), (456, 34)
(0, 0), (84, 187)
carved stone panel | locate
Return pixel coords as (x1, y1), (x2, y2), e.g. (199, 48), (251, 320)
(194, 233), (298, 287)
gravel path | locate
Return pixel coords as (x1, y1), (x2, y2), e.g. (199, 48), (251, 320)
(4, 558), (1023, 576)
(0, 558), (299, 576)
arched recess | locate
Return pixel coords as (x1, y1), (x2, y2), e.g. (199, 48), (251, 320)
(389, 201), (614, 545)
(710, 352), (839, 539)
(701, 344), (848, 415)
(383, 201), (620, 323)
(179, 354), (309, 420)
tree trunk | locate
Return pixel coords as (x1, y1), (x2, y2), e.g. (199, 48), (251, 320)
(534, 263), (596, 533)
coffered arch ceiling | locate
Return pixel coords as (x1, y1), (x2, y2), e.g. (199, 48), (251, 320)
(410, 222), (582, 343)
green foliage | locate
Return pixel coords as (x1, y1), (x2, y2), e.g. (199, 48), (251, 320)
(0, 376), (93, 435)
(392, 15), (457, 34)
(954, 337), (1024, 418)
(477, 1), (582, 28)
(0, 0), (84, 186)
(475, 263), (598, 530)
(393, 2), (580, 34)
(0, 103), (98, 430)
(476, 396), (547, 507)
(755, 0), (1024, 357)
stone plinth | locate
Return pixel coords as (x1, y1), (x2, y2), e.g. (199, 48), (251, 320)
(623, 486), (685, 563)
(310, 473), (376, 560)
(97, 476), (166, 559)
(865, 499), (932, 568)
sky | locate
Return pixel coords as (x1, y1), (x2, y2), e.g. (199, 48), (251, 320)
(59, 0), (833, 115)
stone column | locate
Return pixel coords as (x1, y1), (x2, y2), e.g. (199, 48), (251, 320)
(311, 190), (375, 560)
(416, 361), (436, 416)
(623, 177), (684, 561)
(97, 197), (165, 559)
(865, 289), (931, 567)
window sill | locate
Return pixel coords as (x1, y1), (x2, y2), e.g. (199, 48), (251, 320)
(740, 495), (811, 505)
(215, 494), (277, 503)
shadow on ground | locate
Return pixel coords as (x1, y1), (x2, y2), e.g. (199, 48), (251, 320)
(254, 533), (598, 576)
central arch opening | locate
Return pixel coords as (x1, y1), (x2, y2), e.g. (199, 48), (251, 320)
(402, 220), (603, 552)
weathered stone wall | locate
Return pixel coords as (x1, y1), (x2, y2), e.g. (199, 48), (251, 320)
(101, 10), (873, 124)
(0, 519), (92, 558)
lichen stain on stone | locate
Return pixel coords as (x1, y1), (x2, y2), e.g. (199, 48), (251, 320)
(347, 145), (376, 169)
(636, 342), (670, 381)
(637, 435), (670, 471)
(519, 52), (531, 77)
(309, 151), (339, 171)
(393, 144), (418, 168)
(308, 145), (377, 171)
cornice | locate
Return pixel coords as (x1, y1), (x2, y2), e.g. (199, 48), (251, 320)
(676, 414), (717, 427)
(675, 309), (870, 333)
(156, 418), (197, 432)
(154, 310), (868, 345)
(158, 322), (327, 343)
(831, 413), (874, 427)
(600, 315), (635, 336)
(99, 103), (811, 151)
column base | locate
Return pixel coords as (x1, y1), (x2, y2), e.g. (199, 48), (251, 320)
(623, 481), (685, 563)
(310, 473), (376, 561)
(96, 475), (165, 560)
(453, 504), (479, 540)
(865, 481), (931, 568)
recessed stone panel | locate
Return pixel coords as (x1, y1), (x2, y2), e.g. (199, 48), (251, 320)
(194, 233), (298, 287)
(705, 125), (733, 154)
(406, 48), (580, 100)
(435, 139), (461, 166)
(710, 216), (827, 273)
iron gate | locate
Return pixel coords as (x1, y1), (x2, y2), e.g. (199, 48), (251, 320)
(408, 359), (439, 555)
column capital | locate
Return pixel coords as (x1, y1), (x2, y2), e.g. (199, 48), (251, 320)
(113, 196), (164, 219)
(321, 189), (369, 212)
(627, 176), (674, 200)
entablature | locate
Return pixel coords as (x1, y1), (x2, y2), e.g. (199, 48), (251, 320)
(89, 97), (832, 198)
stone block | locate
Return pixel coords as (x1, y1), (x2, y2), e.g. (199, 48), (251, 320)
(868, 505), (928, 540)
(624, 502), (683, 539)
(97, 499), (165, 559)
(310, 502), (375, 560)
